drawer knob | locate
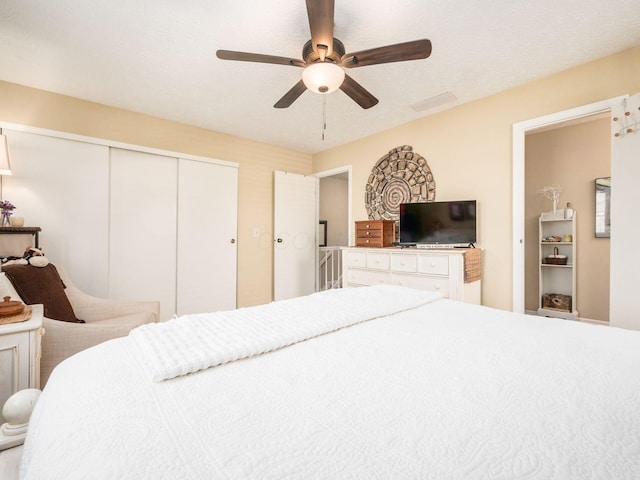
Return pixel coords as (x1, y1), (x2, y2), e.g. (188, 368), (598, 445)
(366, 239), (369, 243)
(435, 285), (441, 290)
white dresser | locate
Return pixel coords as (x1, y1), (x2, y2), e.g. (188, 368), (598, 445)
(341, 247), (481, 304)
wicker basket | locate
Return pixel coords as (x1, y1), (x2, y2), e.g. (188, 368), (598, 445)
(542, 294), (571, 312)
(463, 248), (482, 283)
(544, 247), (567, 265)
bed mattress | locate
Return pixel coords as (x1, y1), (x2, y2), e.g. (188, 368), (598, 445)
(20, 286), (640, 479)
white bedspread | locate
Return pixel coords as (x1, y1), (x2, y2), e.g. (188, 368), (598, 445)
(129, 285), (442, 381)
(20, 288), (640, 479)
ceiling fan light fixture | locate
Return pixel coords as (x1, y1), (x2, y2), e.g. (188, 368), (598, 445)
(302, 62), (345, 94)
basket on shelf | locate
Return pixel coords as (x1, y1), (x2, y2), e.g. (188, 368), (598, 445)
(544, 246), (568, 265)
(542, 293), (572, 312)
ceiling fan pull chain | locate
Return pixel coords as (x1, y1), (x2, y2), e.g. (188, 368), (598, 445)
(322, 94), (327, 140)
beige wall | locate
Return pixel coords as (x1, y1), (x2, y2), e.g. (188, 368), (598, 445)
(3, 46), (639, 312)
(312, 46), (640, 311)
(525, 118), (611, 321)
(319, 176), (349, 246)
(0, 80), (312, 308)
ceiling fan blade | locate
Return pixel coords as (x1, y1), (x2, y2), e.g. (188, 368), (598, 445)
(274, 80), (308, 108)
(306, 0), (334, 58)
(217, 50), (305, 68)
(341, 39), (432, 68)
(340, 74), (378, 109)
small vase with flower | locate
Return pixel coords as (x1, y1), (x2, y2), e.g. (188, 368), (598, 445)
(0, 200), (16, 227)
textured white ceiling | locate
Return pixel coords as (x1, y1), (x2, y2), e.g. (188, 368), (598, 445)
(1, 0), (639, 154)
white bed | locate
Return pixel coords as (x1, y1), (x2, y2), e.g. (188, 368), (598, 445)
(19, 285), (640, 479)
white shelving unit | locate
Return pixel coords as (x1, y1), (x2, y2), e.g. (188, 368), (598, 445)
(538, 212), (577, 319)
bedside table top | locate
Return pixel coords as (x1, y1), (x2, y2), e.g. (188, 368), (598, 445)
(0, 305), (43, 335)
(0, 227), (41, 233)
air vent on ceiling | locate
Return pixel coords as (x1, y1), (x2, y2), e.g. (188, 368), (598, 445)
(410, 91), (456, 112)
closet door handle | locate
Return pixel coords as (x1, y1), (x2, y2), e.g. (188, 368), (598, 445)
(230, 238), (236, 244)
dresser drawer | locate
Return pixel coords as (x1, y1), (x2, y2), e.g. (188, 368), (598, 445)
(390, 254), (417, 273)
(356, 221), (383, 232)
(417, 254), (449, 276)
(356, 226), (383, 237)
(345, 250), (367, 268)
(356, 237), (385, 247)
(346, 269), (389, 286)
(366, 252), (390, 270)
(391, 273), (450, 297)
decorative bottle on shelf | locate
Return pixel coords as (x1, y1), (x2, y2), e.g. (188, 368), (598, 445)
(564, 202), (574, 219)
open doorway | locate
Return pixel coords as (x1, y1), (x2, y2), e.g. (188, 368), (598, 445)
(315, 166), (352, 290)
(524, 114), (610, 322)
(512, 96), (627, 314)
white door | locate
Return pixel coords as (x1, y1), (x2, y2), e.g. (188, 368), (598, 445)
(610, 93), (640, 330)
(109, 148), (178, 321)
(176, 158), (238, 314)
(273, 171), (318, 301)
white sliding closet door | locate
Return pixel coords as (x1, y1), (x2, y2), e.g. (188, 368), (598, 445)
(176, 159), (238, 314)
(109, 148), (177, 321)
(2, 130), (110, 297)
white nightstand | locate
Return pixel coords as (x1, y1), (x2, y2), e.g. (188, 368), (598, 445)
(0, 444), (23, 480)
(0, 305), (44, 428)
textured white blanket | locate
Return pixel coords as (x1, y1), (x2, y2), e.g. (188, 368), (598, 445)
(22, 289), (640, 479)
(129, 285), (441, 381)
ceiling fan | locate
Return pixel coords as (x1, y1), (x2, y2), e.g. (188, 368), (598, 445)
(216, 0), (432, 109)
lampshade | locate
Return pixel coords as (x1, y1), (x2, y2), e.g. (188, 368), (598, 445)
(0, 133), (12, 176)
(302, 62), (345, 94)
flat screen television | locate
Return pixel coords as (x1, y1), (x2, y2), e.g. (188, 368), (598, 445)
(399, 200), (477, 247)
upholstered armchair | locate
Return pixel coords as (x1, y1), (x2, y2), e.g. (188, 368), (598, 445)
(1, 264), (159, 387)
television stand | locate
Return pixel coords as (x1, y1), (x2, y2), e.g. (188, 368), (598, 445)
(341, 247), (482, 304)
